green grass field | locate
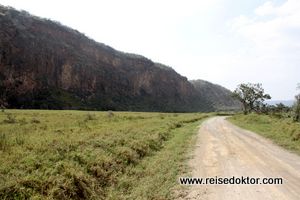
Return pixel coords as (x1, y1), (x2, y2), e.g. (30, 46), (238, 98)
(0, 110), (209, 200)
(229, 113), (300, 155)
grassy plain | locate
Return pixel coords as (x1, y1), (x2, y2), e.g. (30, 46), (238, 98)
(229, 113), (300, 155)
(0, 109), (209, 199)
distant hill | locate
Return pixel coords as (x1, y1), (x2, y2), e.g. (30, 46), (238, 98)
(266, 100), (295, 107)
(0, 5), (239, 112)
(191, 80), (241, 111)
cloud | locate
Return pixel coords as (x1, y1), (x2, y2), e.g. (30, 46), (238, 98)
(222, 0), (300, 99)
(232, 0), (300, 53)
(254, 1), (277, 16)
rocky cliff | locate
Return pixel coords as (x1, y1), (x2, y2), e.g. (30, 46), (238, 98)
(0, 5), (237, 112)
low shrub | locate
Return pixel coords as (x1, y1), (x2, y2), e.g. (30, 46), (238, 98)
(3, 113), (17, 124)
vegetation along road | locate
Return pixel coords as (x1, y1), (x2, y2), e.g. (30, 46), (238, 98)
(0, 110), (209, 199)
(179, 117), (300, 200)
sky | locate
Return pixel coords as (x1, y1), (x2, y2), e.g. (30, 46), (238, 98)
(0, 0), (299, 100)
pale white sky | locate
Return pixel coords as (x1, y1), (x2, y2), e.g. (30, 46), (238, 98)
(1, 0), (299, 100)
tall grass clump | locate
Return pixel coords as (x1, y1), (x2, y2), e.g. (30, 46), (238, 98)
(3, 112), (17, 124)
(0, 132), (9, 151)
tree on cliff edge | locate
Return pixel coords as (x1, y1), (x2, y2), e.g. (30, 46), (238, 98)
(232, 83), (271, 114)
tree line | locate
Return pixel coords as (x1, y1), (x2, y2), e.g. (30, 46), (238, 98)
(232, 83), (300, 122)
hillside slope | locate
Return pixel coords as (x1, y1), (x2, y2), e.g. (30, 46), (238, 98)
(0, 5), (237, 112)
(191, 80), (241, 111)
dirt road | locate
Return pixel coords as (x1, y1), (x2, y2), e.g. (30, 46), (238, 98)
(179, 117), (300, 200)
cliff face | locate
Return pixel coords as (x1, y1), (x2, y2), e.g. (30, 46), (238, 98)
(0, 6), (215, 112)
(191, 80), (241, 111)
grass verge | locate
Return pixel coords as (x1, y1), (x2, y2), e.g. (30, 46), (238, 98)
(229, 113), (300, 155)
(0, 110), (209, 199)
(106, 119), (204, 200)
